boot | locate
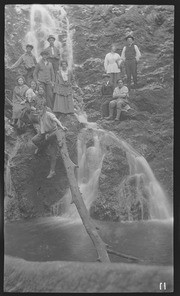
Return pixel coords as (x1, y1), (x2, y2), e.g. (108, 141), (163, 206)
(115, 109), (121, 121)
(47, 170), (56, 179)
(105, 106), (114, 120)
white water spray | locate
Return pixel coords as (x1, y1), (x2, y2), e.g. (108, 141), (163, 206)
(13, 5), (172, 221)
(24, 4), (74, 69)
(52, 133), (105, 221)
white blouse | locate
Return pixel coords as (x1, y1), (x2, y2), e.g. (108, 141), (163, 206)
(61, 69), (68, 81)
(104, 52), (122, 73)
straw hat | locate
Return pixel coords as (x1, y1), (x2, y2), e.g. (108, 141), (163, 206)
(26, 44), (34, 49)
(47, 35), (56, 42)
(125, 31), (134, 40)
(40, 50), (49, 56)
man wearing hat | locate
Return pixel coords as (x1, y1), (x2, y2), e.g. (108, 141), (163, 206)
(121, 33), (141, 90)
(9, 44), (37, 85)
(101, 73), (114, 118)
(44, 35), (60, 77)
(33, 50), (55, 109)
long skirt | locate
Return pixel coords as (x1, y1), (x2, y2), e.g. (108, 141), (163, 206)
(12, 103), (25, 119)
(53, 93), (74, 114)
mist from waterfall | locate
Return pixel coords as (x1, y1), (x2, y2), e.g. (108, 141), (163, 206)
(9, 4), (172, 222)
(24, 4), (74, 70)
(52, 132), (105, 221)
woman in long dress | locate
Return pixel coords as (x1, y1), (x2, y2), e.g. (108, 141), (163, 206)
(12, 76), (29, 128)
(53, 60), (75, 115)
(104, 44), (122, 89)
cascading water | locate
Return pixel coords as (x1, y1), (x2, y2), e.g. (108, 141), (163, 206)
(52, 132), (105, 220)
(52, 113), (172, 220)
(24, 4), (74, 70)
(8, 4), (172, 222)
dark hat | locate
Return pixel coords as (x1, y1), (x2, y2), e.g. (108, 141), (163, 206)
(125, 31), (134, 40)
(47, 35), (56, 41)
(26, 44), (34, 49)
(40, 50), (49, 56)
(125, 35), (134, 40)
(102, 73), (110, 78)
(60, 60), (68, 67)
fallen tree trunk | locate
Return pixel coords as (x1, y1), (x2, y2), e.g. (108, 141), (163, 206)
(55, 129), (110, 263)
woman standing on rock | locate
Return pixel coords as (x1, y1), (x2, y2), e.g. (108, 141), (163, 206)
(12, 76), (29, 128)
(53, 60), (76, 116)
(104, 44), (122, 89)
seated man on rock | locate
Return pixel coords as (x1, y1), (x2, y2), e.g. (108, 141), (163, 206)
(105, 78), (130, 121)
(32, 103), (68, 179)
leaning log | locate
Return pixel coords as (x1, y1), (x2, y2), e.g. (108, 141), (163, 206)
(55, 129), (110, 263)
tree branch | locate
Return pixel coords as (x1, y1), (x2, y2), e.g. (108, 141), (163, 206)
(55, 129), (110, 263)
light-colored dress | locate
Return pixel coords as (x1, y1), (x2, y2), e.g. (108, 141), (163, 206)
(53, 69), (75, 114)
(12, 84), (29, 119)
(104, 52), (122, 89)
(104, 52), (121, 74)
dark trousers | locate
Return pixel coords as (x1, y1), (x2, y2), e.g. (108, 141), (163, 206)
(125, 59), (137, 89)
(25, 67), (35, 86)
(40, 82), (54, 110)
(101, 96), (112, 117)
(32, 129), (63, 172)
(48, 58), (59, 78)
(109, 73), (121, 89)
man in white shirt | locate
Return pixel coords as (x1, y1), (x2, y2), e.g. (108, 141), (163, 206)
(32, 104), (67, 178)
(121, 34), (141, 90)
(105, 79), (130, 121)
(104, 44), (122, 89)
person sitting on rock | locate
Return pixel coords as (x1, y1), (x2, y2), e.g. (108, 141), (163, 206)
(44, 35), (60, 77)
(104, 44), (122, 89)
(33, 50), (55, 110)
(25, 80), (38, 101)
(12, 76), (29, 128)
(101, 73), (114, 118)
(20, 85), (52, 129)
(105, 78), (130, 121)
(31, 103), (68, 179)
(121, 33), (141, 90)
(8, 44), (37, 86)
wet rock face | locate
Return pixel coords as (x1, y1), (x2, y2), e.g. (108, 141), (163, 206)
(90, 145), (151, 222)
(90, 146), (128, 221)
(5, 4), (173, 221)
(5, 116), (80, 220)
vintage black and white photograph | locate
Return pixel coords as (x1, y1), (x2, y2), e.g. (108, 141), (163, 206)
(4, 4), (174, 293)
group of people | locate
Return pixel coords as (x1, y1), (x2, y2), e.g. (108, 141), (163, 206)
(9, 34), (79, 127)
(7, 30), (141, 178)
(101, 31), (141, 120)
(8, 34), (79, 179)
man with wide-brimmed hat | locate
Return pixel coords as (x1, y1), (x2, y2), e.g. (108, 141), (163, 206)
(9, 44), (37, 85)
(44, 35), (60, 77)
(101, 73), (114, 118)
(121, 32), (141, 90)
(33, 50), (55, 109)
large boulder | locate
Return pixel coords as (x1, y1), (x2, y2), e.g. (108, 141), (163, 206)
(4, 115), (82, 220)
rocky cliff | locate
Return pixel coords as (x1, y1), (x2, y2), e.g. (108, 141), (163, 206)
(5, 4), (173, 221)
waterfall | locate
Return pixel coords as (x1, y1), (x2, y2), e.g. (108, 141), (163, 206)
(24, 4), (74, 70)
(92, 128), (172, 220)
(13, 4), (172, 221)
(52, 132), (105, 221)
